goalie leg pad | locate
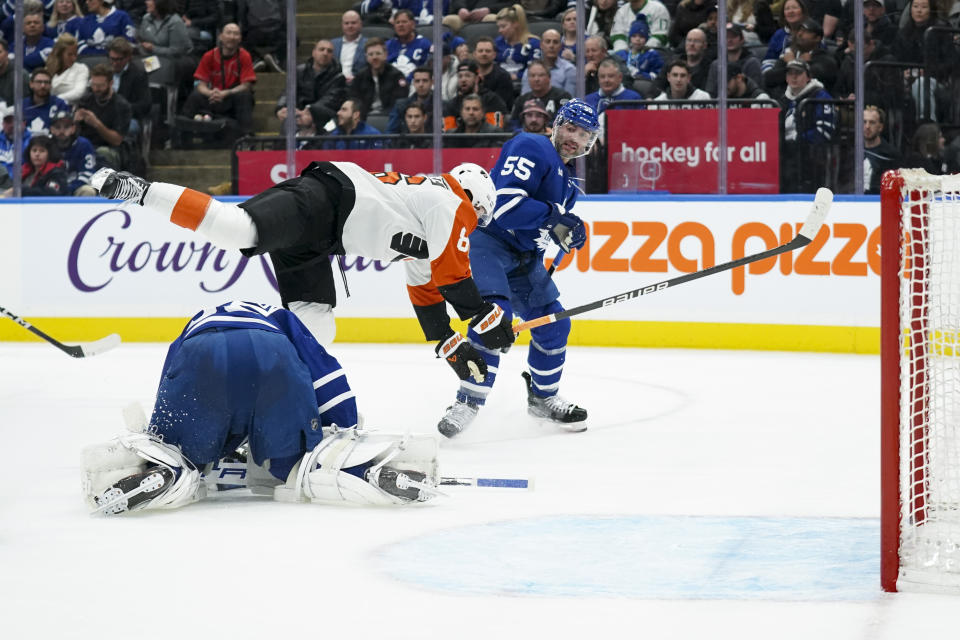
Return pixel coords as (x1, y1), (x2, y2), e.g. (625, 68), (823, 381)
(274, 428), (439, 506)
(82, 433), (206, 515)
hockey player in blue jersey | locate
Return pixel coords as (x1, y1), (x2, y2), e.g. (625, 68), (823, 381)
(437, 99), (600, 437)
(81, 301), (440, 514)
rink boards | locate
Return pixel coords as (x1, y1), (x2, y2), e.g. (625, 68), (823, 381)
(0, 195), (880, 353)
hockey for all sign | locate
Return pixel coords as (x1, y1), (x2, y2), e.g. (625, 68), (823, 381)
(605, 109), (780, 194)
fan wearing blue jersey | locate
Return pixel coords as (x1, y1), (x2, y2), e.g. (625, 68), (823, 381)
(437, 99), (600, 438)
(81, 301), (441, 514)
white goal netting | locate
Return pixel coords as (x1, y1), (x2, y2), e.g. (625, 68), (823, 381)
(894, 169), (960, 591)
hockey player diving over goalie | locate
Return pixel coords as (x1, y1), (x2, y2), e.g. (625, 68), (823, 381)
(82, 301), (440, 515)
(91, 160), (515, 387)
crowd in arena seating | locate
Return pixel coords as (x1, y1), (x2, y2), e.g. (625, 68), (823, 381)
(0, 0), (958, 195)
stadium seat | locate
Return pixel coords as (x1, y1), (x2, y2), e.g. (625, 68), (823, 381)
(366, 112), (391, 134)
(529, 21), (562, 38)
(362, 26), (395, 41)
(416, 24), (450, 40)
(460, 22), (500, 46)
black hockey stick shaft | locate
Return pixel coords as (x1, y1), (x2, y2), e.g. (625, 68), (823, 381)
(515, 188), (833, 334)
(0, 305), (120, 358)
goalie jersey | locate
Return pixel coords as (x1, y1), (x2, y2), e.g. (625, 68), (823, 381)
(158, 300), (358, 435)
(485, 132), (580, 253)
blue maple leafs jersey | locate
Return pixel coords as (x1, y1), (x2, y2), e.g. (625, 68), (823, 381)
(68, 8), (137, 57)
(161, 301), (358, 431)
(484, 132), (580, 253)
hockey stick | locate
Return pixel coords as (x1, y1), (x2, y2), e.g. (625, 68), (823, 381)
(202, 460), (533, 491)
(546, 247), (566, 277)
(0, 305), (121, 358)
(515, 188), (834, 334)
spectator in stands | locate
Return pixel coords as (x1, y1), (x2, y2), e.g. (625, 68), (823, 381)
(322, 98), (383, 150)
(863, 105), (901, 194)
(652, 60), (712, 105)
(443, 59), (508, 130)
(584, 34), (608, 94)
(75, 64), (131, 169)
(494, 4), (541, 82)
(615, 16), (664, 94)
(0, 38), (29, 107)
(180, 0), (221, 54)
(728, 0), (762, 44)
(332, 10), (366, 83)
(275, 39), (346, 134)
(24, 68), (70, 135)
(386, 66), (433, 134)
(833, 28), (895, 102)
(670, 0), (717, 48)
(396, 101), (431, 148)
(138, 0), (193, 88)
(116, 0), (148, 25)
(108, 38), (150, 135)
(762, 0), (808, 74)
(47, 0), (84, 39)
(682, 28), (712, 89)
(526, 28), (576, 95)
(704, 23), (761, 97)
(509, 60), (571, 128)
(522, 0), (566, 19)
(72, 0), (137, 60)
(50, 110), (98, 195)
(456, 1), (501, 28)
(518, 97), (550, 135)
(17, 134), (67, 195)
(777, 59), (835, 191)
(862, 0), (898, 46)
(698, 4), (720, 51)
(560, 7), (580, 59)
(237, 0), (285, 72)
(0, 104), (29, 179)
(386, 9), (432, 81)
(395, 0), (469, 31)
(764, 18), (838, 95)
(473, 36), (515, 111)
(893, 0), (956, 80)
(47, 33), (88, 105)
(586, 57), (643, 115)
(445, 93), (502, 146)
(20, 3), (56, 71)
(904, 122), (954, 174)
(585, 0), (620, 48)
(612, 0), (671, 50)
(181, 23), (256, 138)
(348, 38), (407, 117)
(726, 61), (771, 103)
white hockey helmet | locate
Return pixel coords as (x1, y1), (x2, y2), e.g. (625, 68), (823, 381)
(450, 163), (496, 227)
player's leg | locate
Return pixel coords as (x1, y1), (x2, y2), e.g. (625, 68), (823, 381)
(436, 232), (517, 437)
(512, 255), (588, 430)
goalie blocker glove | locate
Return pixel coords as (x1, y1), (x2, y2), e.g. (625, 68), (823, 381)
(436, 330), (487, 383)
(468, 302), (515, 351)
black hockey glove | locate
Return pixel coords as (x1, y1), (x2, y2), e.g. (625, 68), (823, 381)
(544, 203), (586, 251)
(468, 302), (515, 351)
(436, 330), (487, 383)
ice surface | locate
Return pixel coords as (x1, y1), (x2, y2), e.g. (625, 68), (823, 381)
(1, 342), (956, 639)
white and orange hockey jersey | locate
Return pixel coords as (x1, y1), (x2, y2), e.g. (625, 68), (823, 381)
(330, 162), (481, 321)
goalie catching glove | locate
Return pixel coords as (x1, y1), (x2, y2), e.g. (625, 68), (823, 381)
(436, 329), (487, 383)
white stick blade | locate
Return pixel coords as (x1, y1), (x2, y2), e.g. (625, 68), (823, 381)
(798, 188), (833, 241)
(80, 333), (121, 357)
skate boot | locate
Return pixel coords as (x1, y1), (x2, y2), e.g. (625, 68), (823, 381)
(91, 167), (151, 205)
(93, 466), (175, 515)
(437, 400), (479, 438)
(522, 372), (587, 432)
(367, 467), (431, 502)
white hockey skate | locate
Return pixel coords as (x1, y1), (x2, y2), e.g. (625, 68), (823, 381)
(522, 372), (588, 432)
(92, 167), (151, 205)
(437, 400), (479, 438)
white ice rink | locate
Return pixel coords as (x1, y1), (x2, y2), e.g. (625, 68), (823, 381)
(1, 341), (956, 639)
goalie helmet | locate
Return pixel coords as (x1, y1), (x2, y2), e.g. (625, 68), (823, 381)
(450, 162), (497, 227)
(551, 99), (601, 160)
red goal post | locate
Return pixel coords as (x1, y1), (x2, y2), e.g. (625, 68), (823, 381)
(881, 168), (960, 593)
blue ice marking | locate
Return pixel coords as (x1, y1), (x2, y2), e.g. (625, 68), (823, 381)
(375, 515), (880, 600)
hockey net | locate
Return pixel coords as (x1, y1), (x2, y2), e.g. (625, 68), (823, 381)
(881, 169), (960, 593)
